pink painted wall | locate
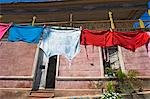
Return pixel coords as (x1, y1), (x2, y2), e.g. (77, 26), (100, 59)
(56, 45), (102, 89)
(0, 41), (37, 88)
(122, 46), (150, 76)
(58, 45), (101, 77)
(0, 80), (32, 88)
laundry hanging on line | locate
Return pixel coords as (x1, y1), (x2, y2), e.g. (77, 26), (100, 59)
(81, 29), (150, 51)
(146, 32), (150, 57)
(112, 30), (150, 51)
(8, 24), (44, 43)
(39, 27), (81, 61)
(0, 22), (149, 58)
(80, 29), (115, 47)
(0, 23), (12, 40)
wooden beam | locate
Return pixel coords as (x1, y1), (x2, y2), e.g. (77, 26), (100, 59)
(1, 0), (148, 7)
(1, 0), (147, 11)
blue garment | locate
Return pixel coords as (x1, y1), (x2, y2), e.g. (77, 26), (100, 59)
(133, 1), (150, 28)
(39, 27), (81, 61)
(8, 25), (44, 43)
(133, 12), (150, 28)
(148, 1), (150, 8)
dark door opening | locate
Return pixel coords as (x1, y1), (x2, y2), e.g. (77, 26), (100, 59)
(45, 55), (57, 88)
(32, 49), (44, 91)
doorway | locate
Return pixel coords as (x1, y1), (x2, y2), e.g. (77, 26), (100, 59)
(45, 56), (57, 88)
(32, 49), (57, 90)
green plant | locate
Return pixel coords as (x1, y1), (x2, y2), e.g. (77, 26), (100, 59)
(105, 67), (114, 77)
(107, 81), (115, 92)
(114, 69), (143, 98)
(101, 81), (123, 99)
(127, 70), (143, 91)
(115, 69), (126, 80)
(115, 70), (132, 94)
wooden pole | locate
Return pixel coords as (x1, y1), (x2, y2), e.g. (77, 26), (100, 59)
(108, 11), (115, 31)
(31, 16), (36, 26)
(69, 13), (73, 27)
(139, 19), (145, 28)
(0, 15), (2, 22)
(148, 9), (150, 16)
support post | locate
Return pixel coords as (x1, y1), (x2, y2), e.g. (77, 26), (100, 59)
(139, 19), (145, 28)
(69, 13), (73, 27)
(108, 11), (115, 31)
(32, 16), (36, 26)
(0, 15), (2, 22)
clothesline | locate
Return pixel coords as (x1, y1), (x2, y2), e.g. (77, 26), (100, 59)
(13, 20), (150, 32)
(18, 20), (150, 25)
(0, 21), (150, 42)
(0, 23), (150, 60)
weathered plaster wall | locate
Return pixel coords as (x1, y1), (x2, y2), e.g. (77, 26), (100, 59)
(0, 41), (37, 88)
(56, 45), (102, 89)
(122, 46), (150, 76)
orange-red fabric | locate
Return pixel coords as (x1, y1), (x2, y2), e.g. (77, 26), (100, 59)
(80, 29), (116, 47)
(81, 29), (150, 51)
(113, 31), (150, 51)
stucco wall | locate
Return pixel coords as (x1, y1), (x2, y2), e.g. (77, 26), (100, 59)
(56, 45), (102, 89)
(0, 41), (37, 88)
(58, 45), (101, 77)
(0, 80), (32, 88)
(122, 46), (150, 76)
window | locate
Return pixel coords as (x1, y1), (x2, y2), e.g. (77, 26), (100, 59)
(102, 46), (125, 77)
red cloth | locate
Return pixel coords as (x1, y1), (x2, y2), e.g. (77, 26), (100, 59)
(81, 29), (150, 51)
(80, 29), (115, 47)
(0, 23), (12, 40)
(113, 31), (150, 51)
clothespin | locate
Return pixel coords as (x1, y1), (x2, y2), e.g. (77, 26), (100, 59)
(79, 26), (83, 30)
(69, 13), (73, 27)
(108, 11), (115, 32)
(31, 16), (36, 26)
(0, 15), (2, 22)
(148, 9), (150, 16)
(139, 19), (145, 28)
(148, 1), (150, 16)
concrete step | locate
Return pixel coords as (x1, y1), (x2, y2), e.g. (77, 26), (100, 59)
(28, 89), (54, 99)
